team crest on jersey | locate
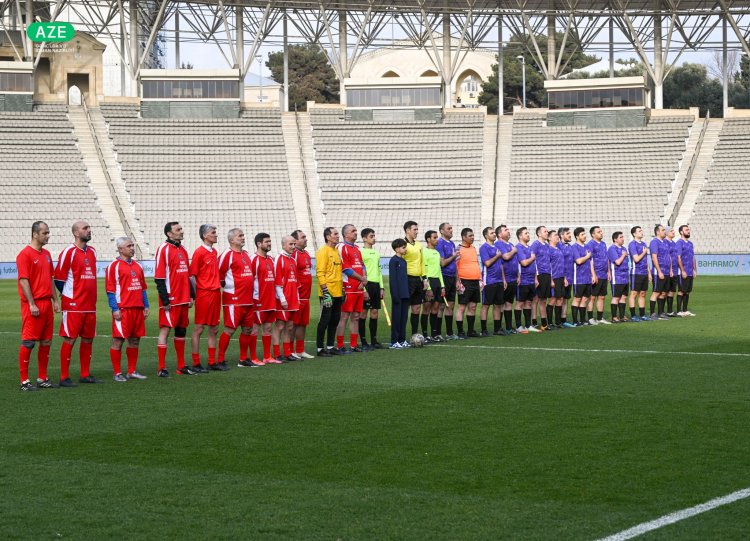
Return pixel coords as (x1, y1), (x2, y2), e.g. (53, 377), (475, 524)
(84, 258), (90, 265)
(131, 270), (137, 277)
(178, 254), (184, 260)
(47, 257), (52, 264)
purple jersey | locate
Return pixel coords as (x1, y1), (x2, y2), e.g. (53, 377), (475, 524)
(560, 242), (575, 282)
(607, 244), (629, 285)
(549, 244), (565, 279)
(530, 240), (551, 275)
(666, 239), (680, 273)
(628, 240), (649, 275)
(516, 243), (536, 286)
(585, 239), (609, 279)
(675, 239), (695, 275)
(480, 243), (504, 284)
(436, 238), (457, 277)
(572, 243), (592, 285)
(496, 240), (518, 282)
(649, 238), (671, 275)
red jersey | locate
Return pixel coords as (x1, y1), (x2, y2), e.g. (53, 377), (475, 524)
(338, 242), (366, 292)
(54, 244), (97, 312)
(154, 241), (191, 306)
(189, 244), (220, 291)
(106, 258), (147, 308)
(218, 249), (254, 306)
(293, 249), (313, 301)
(252, 253), (276, 312)
(275, 252), (300, 311)
(17, 245), (54, 302)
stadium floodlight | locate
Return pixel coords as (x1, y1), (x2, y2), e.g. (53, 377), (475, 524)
(517, 56), (526, 108)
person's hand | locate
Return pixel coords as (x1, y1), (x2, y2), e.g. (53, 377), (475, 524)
(644, 247), (650, 254)
(455, 253), (461, 262)
(681, 270), (687, 279)
(530, 253), (536, 261)
(380, 289), (384, 300)
(426, 289), (434, 301)
(502, 281), (507, 290)
(534, 277), (539, 288)
(593, 275), (598, 285)
(29, 303), (39, 317)
(113, 310), (122, 321)
(357, 282), (365, 291)
(163, 303), (171, 312)
(670, 270), (674, 278)
(188, 300), (194, 308)
(607, 271), (611, 281)
(144, 307), (150, 318)
(658, 271), (664, 280)
(363, 289), (370, 301)
(648, 273), (653, 283)
(281, 300), (288, 310)
(564, 278), (569, 287)
(322, 292), (333, 308)
(52, 299), (61, 313)
(441, 288), (445, 297)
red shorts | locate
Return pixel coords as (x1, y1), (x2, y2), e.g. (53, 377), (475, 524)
(194, 289), (221, 326)
(342, 291), (364, 313)
(223, 304), (254, 329)
(275, 309), (297, 322)
(254, 310), (276, 325)
(112, 307), (146, 339)
(21, 298), (54, 341)
(292, 300), (310, 326)
(159, 304), (189, 328)
(60, 311), (96, 339)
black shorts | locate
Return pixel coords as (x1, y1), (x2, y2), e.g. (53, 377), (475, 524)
(563, 284), (572, 299)
(666, 275), (679, 293)
(536, 273), (552, 299)
(611, 283), (629, 298)
(482, 283), (504, 305)
(428, 277), (444, 300)
(443, 275), (457, 303)
(517, 284), (536, 303)
(407, 276), (425, 305)
(679, 276), (694, 293)
(552, 277), (565, 299)
(631, 274), (649, 292)
(458, 279), (481, 305)
(503, 283), (516, 305)
(363, 281), (382, 310)
(652, 274), (669, 293)
(573, 283), (592, 299)
(592, 278), (608, 297)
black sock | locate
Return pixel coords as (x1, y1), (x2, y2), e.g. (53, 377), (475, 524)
(369, 317), (378, 343)
(436, 316), (443, 336)
(410, 313), (419, 335)
(523, 309), (532, 327)
(467, 315), (475, 332)
(546, 305), (553, 324)
(445, 315), (454, 335)
(650, 300), (656, 315)
(619, 303), (626, 319)
(532, 318), (538, 327)
(555, 305), (562, 325)
(456, 320), (464, 334)
(639, 307), (646, 317)
(596, 310), (603, 321)
(480, 319), (488, 332)
(430, 314), (439, 336)
(612, 304), (618, 320)
(420, 313), (429, 334)
(683, 294), (690, 311)
(494, 319), (501, 333)
(666, 296), (674, 313)
(676, 295), (683, 312)
(580, 306), (587, 322)
(630, 306), (636, 317)
(657, 298), (666, 314)
(572, 306), (579, 324)
(587, 310), (593, 321)
(505, 310), (513, 330)
(359, 317), (367, 344)
(514, 309), (522, 328)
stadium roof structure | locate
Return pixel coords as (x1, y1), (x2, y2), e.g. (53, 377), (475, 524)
(2, 0), (750, 108)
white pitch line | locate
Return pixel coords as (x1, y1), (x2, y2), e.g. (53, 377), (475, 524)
(597, 487), (750, 541)
(436, 343), (750, 358)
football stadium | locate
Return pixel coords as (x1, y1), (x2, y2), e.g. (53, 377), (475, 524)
(2, 0), (750, 538)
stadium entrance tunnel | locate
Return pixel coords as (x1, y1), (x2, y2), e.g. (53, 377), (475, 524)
(67, 74), (88, 106)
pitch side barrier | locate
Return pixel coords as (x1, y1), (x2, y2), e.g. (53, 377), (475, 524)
(1, 255), (749, 279)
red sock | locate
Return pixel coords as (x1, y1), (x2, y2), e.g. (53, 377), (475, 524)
(273, 344), (280, 358)
(337, 335), (345, 349)
(110, 348), (122, 375)
(218, 333), (231, 362)
(79, 341), (92, 378)
(174, 338), (186, 369)
(249, 334), (258, 361)
(157, 344), (167, 370)
(283, 341), (292, 357)
(19, 345), (32, 383)
(38, 344), (50, 381)
(60, 341), (74, 380)
(192, 352), (201, 366)
(262, 335), (272, 359)
(350, 334), (359, 349)
(208, 347), (216, 365)
(238, 334), (250, 361)
(295, 339), (305, 354)
(126, 347), (139, 374)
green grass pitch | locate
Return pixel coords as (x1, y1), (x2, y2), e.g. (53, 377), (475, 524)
(1, 277), (749, 540)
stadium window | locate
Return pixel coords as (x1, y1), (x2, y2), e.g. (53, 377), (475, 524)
(583, 90), (592, 108)
(612, 88), (622, 107)
(142, 81), (152, 98)
(382, 70), (400, 78)
(421, 70), (438, 77)
(602, 88), (613, 107)
(591, 89), (600, 108)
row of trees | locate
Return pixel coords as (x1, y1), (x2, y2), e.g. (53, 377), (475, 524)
(261, 42), (750, 116)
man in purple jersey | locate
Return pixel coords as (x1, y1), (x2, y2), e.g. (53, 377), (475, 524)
(675, 225), (697, 316)
(479, 227), (507, 336)
(530, 226), (552, 330)
(585, 226), (610, 325)
(548, 230), (567, 329)
(515, 227), (537, 333)
(571, 227), (594, 326)
(664, 227), (681, 316)
(607, 231), (630, 323)
(437, 223), (461, 339)
(627, 226), (650, 321)
(649, 224), (671, 320)
(495, 225), (520, 334)
(558, 227), (575, 327)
